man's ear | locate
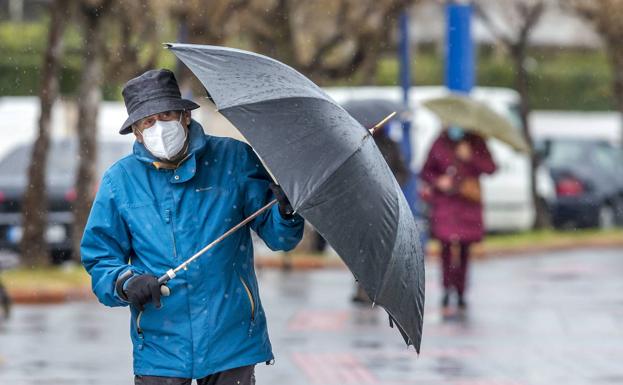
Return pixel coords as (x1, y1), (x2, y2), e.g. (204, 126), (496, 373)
(183, 111), (192, 127)
(132, 126), (143, 143)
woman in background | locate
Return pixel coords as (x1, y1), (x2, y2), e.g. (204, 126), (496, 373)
(421, 127), (496, 313)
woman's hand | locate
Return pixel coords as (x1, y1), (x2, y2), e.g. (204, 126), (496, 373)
(436, 174), (453, 192)
(456, 142), (473, 162)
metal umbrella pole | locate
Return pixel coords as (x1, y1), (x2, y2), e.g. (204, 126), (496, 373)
(157, 198), (278, 296)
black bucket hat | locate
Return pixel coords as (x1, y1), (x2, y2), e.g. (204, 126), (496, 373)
(119, 69), (200, 135)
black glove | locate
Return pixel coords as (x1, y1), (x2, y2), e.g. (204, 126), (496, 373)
(269, 183), (294, 218)
(123, 274), (162, 311)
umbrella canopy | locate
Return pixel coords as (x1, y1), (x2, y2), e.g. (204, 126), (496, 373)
(342, 99), (408, 130)
(423, 94), (531, 153)
(167, 43), (425, 351)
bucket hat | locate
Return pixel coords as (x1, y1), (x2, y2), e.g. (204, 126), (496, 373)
(119, 69), (200, 134)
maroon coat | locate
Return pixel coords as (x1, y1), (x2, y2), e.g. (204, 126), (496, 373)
(421, 132), (496, 243)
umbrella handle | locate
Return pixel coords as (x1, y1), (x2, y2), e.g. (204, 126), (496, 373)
(157, 270), (175, 297)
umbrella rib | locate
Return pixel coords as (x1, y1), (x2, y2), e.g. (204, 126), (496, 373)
(216, 93), (342, 118)
(219, 95), (371, 212)
(296, 134), (371, 213)
(370, 185), (402, 303)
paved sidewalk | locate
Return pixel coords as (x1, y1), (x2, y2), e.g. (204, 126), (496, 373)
(0, 248), (621, 384)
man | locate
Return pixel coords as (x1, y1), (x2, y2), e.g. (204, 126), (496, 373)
(81, 69), (304, 384)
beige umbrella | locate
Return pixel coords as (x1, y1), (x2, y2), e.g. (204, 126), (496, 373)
(423, 94), (531, 153)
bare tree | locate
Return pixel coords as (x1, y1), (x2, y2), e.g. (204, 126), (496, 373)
(171, 0), (250, 44)
(167, 0), (251, 89)
(21, 0), (69, 266)
(568, 0), (623, 146)
(71, 0), (111, 260)
(148, 0), (416, 86)
(104, 0), (166, 83)
(474, 0), (550, 228)
(239, 0), (417, 84)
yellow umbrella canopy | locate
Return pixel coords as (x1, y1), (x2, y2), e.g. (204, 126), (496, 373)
(423, 94), (531, 153)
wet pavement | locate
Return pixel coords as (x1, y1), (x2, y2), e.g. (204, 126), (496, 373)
(0, 248), (622, 385)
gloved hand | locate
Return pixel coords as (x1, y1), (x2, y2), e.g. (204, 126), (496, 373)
(123, 274), (162, 311)
(269, 183), (294, 218)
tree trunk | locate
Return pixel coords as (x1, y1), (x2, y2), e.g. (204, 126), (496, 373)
(71, 6), (105, 261)
(21, 0), (68, 266)
(512, 48), (549, 229)
(607, 44), (623, 147)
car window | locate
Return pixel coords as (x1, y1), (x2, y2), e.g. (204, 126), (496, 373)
(506, 103), (524, 130)
(0, 141), (132, 178)
(546, 142), (586, 167)
(97, 142), (133, 175)
(593, 145), (618, 170)
(0, 145), (31, 177)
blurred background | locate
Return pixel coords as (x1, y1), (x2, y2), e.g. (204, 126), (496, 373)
(0, 0), (622, 384)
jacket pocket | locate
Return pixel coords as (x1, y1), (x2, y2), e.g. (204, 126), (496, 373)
(239, 275), (255, 321)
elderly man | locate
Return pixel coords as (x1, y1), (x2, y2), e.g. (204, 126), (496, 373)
(81, 69), (304, 385)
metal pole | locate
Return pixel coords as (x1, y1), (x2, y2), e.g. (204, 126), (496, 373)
(158, 199), (278, 292)
(398, 9), (419, 217)
(399, 11), (413, 164)
(445, 1), (475, 94)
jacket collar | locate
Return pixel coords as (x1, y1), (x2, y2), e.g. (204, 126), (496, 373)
(133, 119), (208, 184)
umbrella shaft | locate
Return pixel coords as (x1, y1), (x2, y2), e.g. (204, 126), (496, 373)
(158, 199), (278, 284)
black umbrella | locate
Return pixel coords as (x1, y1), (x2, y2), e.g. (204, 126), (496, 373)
(166, 43), (425, 351)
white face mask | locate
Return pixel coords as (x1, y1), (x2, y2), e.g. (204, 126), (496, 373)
(141, 114), (187, 160)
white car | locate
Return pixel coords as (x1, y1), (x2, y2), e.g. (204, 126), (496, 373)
(326, 86), (554, 232)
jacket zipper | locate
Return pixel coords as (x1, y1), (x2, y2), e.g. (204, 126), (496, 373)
(239, 276), (255, 321)
(168, 210), (179, 262)
(135, 207), (176, 349)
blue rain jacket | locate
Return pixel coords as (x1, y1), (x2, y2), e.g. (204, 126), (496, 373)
(81, 120), (304, 378)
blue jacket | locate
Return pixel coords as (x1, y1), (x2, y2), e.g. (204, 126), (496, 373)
(81, 121), (304, 378)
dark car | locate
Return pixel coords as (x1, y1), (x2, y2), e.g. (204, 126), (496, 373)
(0, 139), (133, 261)
(540, 139), (623, 229)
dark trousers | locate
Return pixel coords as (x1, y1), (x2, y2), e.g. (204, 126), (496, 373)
(135, 365), (255, 385)
(440, 242), (471, 296)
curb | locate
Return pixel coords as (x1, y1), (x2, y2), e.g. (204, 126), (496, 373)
(8, 287), (94, 304)
(7, 240), (623, 304)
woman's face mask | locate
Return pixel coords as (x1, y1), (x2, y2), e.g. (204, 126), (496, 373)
(141, 113), (187, 160)
(448, 126), (465, 142)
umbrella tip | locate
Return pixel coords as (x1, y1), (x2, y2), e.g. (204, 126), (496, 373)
(368, 111), (397, 135)
(163, 43), (173, 49)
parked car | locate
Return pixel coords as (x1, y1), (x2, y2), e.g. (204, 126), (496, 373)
(539, 138), (623, 229)
(0, 139), (133, 262)
(0, 252), (18, 320)
(326, 86), (555, 232)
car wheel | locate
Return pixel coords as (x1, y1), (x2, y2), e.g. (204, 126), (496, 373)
(598, 204), (616, 230)
(614, 198), (623, 226)
(0, 281), (10, 320)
